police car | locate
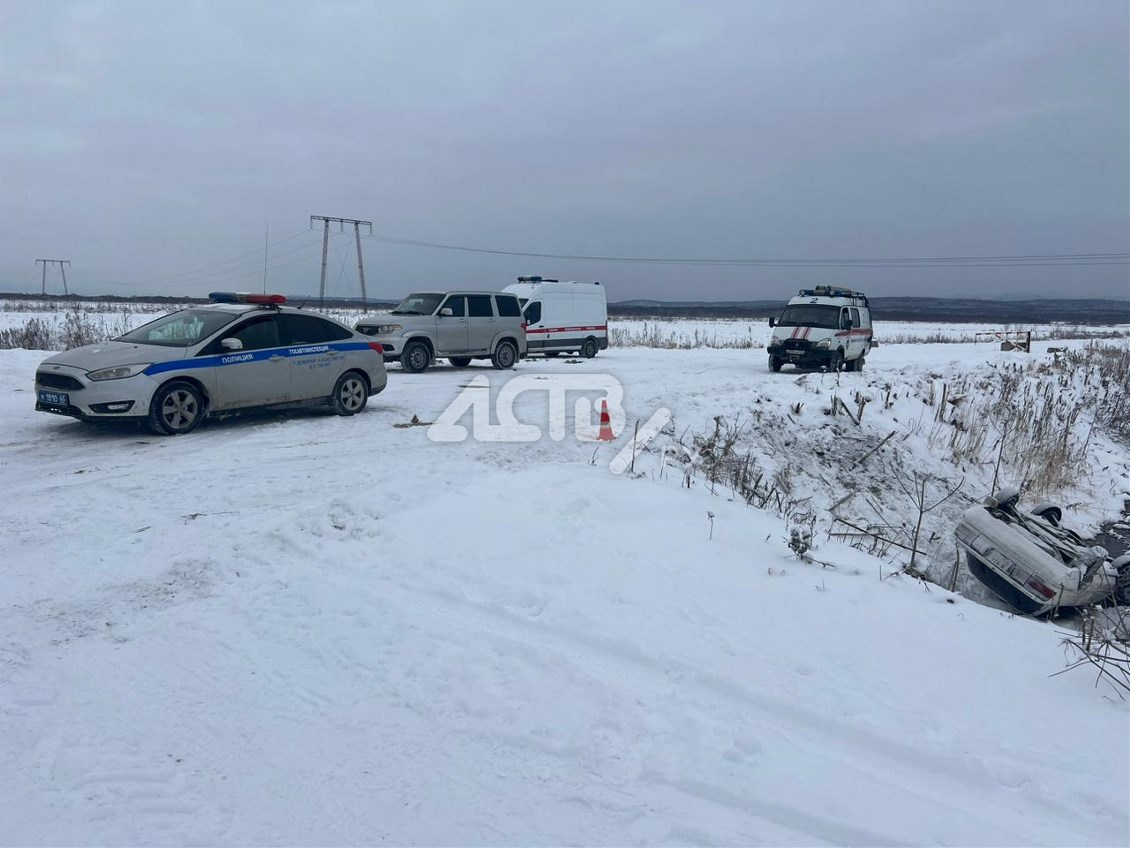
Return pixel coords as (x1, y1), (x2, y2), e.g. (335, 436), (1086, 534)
(34, 293), (388, 435)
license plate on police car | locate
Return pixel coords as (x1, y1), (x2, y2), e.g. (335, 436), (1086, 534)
(38, 390), (69, 406)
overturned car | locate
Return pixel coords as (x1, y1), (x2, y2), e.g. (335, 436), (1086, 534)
(955, 489), (1130, 615)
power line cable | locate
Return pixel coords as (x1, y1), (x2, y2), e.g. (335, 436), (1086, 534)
(365, 232), (1129, 268)
(109, 229), (318, 288)
(83, 239), (327, 291)
(97, 233), (324, 290)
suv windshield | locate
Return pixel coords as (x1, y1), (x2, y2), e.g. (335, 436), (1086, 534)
(116, 309), (240, 347)
(777, 304), (839, 328)
(390, 293), (443, 316)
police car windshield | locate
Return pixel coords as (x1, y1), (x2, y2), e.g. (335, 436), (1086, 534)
(116, 309), (240, 347)
(777, 304), (839, 328)
(390, 293), (443, 315)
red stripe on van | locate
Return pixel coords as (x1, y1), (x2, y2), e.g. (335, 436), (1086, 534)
(526, 325), (608, 335)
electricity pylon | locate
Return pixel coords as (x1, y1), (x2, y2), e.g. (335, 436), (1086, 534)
(310, 216), (372, 310)
(35, 259), (71, 295)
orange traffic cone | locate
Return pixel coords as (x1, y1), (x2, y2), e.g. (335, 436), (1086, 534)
(597, 399), (615, 441)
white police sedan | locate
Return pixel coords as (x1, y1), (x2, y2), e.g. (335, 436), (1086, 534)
(34, 293), (388, 435)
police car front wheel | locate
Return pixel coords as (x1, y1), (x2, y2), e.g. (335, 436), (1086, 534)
(148, 381), (204, 436)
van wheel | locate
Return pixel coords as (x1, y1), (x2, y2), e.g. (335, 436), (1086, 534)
(448, 357), (472, 368)
(330, 371), (368, 416)
(581, 338), (598, 358)
(492, 340), (518, 369)
(769, 356), (782, 373)
(402, 341), (431, 373)
(829, 351), (844, 372)
(854, 355), (865, 372)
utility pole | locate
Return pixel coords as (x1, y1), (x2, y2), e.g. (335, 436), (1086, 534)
(310, 215), (372, 310)
(262, 221), (269, 294)
(35, 259), (71, 295)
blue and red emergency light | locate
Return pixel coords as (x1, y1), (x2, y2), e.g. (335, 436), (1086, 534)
(208, 292), (287, 305)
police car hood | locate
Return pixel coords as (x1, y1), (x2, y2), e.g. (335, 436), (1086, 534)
(42, 341), (189, 371)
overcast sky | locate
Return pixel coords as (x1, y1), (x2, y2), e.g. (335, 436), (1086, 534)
(1, 0), (1127, 302)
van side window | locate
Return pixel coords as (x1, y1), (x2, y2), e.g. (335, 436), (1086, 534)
(467, 295), (493, 318)
(524, 302), (542, 324)
(840, 309), (851, 330)
(850, 307), (862, 328)
(496, 295), (521, 317)
(441, 296), (466, 317)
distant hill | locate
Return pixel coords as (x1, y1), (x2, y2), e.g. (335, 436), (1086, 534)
(610, 296), (1130, 324)
(1, 291), (1127, 324)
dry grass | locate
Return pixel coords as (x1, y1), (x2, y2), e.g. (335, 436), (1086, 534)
(0, 311), (134, 350)
(880, 326), (1130, 345)
(914, 341), (1130, 498)
(609, 322), (764, 350)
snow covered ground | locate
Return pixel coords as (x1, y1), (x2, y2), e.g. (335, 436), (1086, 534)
(2, 314), (1129, 845)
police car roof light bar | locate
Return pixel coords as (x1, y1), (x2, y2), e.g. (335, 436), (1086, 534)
(209, 292), (288, 305)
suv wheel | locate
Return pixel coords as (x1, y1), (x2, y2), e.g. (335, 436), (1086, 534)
(148, 381), (204, 436)
(330, 371), (368, 416)
(402, 340), (431, 373)
(492, 340), (518, 370)
(581, 338), (599, 359)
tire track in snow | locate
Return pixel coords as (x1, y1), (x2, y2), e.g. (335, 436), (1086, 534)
(323, 565), (1115, 846)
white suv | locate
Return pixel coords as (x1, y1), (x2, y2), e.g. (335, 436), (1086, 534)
(356, 291), (527, 373)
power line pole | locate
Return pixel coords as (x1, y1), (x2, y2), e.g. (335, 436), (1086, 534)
(262, 221), (269, 294)
(35, 259), (71, 295)
(310, 215), (372, 310)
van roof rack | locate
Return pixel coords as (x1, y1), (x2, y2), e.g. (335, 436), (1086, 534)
(516, 275), (560, 283)
(799, 285), (868, 303)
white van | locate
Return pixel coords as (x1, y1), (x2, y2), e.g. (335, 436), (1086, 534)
(503, 276), (609, 358)
(767, 285), (873, 372)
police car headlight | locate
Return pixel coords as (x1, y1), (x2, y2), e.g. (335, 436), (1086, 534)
(814, 339), (832, 350)
(87, 363), (151, 381)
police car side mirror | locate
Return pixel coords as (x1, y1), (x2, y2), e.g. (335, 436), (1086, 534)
(221, 338), (244, 351)
(768, 317), (776, 327)
(439, 307), (453, 317)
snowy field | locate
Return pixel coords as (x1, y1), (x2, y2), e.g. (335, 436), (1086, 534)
(2, 304), (1129, 846)
(2, 297), (1128, 350)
